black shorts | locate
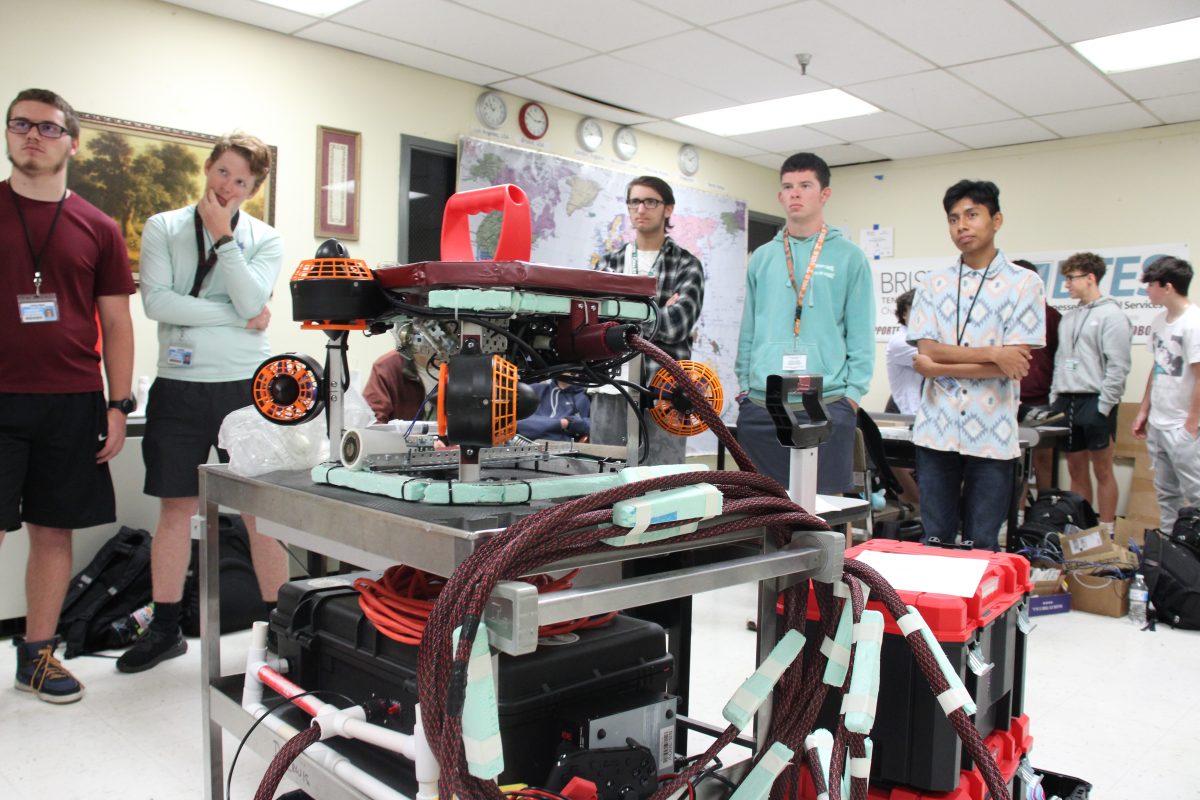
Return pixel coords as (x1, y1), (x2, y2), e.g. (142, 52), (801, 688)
(1061, 394), (1118, 453)
(0, 392), (115, 532)
(142, 378), (253, 498)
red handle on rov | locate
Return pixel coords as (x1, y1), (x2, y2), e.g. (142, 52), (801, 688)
(439, 184), (531, 262)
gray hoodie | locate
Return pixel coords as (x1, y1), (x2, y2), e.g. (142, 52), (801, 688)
(1050, 295), (1133, 414)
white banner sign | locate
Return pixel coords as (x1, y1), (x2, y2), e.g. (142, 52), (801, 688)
(871, 243), (1190, 344)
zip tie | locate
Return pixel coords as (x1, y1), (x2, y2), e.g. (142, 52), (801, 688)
(840, 610), (883, 733)
(727, 741), (794, 800)
(452, 622), (504, 779)
(900, 605), (977, 717)
(722, 629), (805, 731)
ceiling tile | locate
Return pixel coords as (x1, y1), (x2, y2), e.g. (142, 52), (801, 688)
(330, 0), (593, 74)
(614, 30), (827, 104)
(530, 55), (737, 119)
(162, 0), (319, 33)
(634, 121), (770, 158)
(711, 2), (935, 86)
(951, 47), (1128, 116)
(849, 71), (1020, 129)
(942, 118), (1058, 149)
(1033, 103), (1160, 137)
(638, 0), (799, 27)
(489, 78), (654, 125)
(808, 143), (890, 167)
(744, 153), (789, 171)
(834, 0), (1057, 66)
(1141, 91), (1200, 124)
(452, 0), (691, 50)
(1108, 59), (1200, 101)
(859, 131), (968, 159)
(296, 22), (513, 85)
(731, 125), (843, 153)
(1010, 0), (1200, 44)
(807, 111), (924, 141)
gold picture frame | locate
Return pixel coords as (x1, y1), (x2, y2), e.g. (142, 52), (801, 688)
(67, 113), (277, 279)
(315, 125), (361, 241)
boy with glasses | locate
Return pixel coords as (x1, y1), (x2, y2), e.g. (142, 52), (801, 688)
(1132, 256), (1200, 531)
(908, 180), (1045, 550)
(597, 176), (704, 465)
(1049, 252), (1132, 537)
(2, 88), (136, 703)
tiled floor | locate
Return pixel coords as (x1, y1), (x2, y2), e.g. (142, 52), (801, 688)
(2, 586), (1198, 800)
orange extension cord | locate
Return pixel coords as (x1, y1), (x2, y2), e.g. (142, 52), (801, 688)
(354, 565), (618, 646)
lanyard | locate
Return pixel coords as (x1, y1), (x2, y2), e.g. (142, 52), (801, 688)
(9, 183), (67, 296)
(1070, 305), (1095, 355)
(191, 208), (238, 297)
(783, 224), (827, 337)
(955, 260), (994, 346)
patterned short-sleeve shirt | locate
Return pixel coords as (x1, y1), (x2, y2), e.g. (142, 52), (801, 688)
(907, 250), (1045, 460)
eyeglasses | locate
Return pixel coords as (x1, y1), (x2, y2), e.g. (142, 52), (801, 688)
(627, 198), (664, 209)
(1062, 273), (1090, 283)
(6, 118), (71, 139)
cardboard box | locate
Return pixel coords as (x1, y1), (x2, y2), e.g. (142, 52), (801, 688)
(1060, 527), (1112, 561)
(1067, 571), (1130, 618)
(1028, 593), (1071, 616)
(1030, 561), (1065, 596)
(1116, 517), (1153, 549)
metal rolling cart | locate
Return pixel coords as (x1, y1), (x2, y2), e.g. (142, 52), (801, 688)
(198, 464), (867, 800)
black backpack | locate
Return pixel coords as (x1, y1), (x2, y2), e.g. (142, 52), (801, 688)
(1143, 527), (1200, 630)
(1026, 490), (1099, 532)
(57, 526), (153, 657)
(180, 513), (270, 637)
(1169, 507), (1200, 557)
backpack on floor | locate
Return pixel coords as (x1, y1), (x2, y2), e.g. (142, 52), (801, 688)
(57, 526), (153, 657)
(180, 513), (270, 637)
(1169, 507), (1200, 557)
(1026, 490), (1099, 532)
(1143, 527), (1200, 630)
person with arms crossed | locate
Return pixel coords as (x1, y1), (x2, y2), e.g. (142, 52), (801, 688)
(908, 180), (1045, 550)
(117, 133), (287, 673)
(1132, 256), (1200, 531)
(597, 176), (704, 466)
(2, 88), (135, 703)
(1049, 252), (1132, 537)
(735, 152), (875, 495)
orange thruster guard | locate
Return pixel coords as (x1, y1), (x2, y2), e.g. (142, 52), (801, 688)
(648, 361), (724, 436)
(251, 353), (325, 425)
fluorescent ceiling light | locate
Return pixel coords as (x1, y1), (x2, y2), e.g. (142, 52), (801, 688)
(256, 0), (361, 16)
(674, 90), (879, 136)
(1073, 17), (1200, 73)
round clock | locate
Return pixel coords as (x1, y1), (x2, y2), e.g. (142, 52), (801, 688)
(613, 126), (638, 161)
(518, 101), (549, 140)
(475, 91), (507, 129)
(678, 144), (700, 176)
(577, 117), (603, 152)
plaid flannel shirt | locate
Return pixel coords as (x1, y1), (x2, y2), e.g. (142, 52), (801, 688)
(598, 236), (705, 362)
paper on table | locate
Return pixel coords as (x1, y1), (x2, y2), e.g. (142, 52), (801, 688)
(854, 550), (989, 597)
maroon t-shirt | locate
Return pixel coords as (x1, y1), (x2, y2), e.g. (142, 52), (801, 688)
(1021, 302), (1060, 405)
(1, 182), (134, 393)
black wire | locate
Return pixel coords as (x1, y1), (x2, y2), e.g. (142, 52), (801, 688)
(225, 688), (355, 800)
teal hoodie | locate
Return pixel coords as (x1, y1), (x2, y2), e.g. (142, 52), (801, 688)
(736, 226), (875, 403)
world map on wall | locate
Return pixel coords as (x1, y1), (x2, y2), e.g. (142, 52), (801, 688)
(458, 137), (750, 428)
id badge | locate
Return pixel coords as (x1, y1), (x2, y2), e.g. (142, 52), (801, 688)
(1065, 358), (1079, 371)
(781, 343), (810, 374)
(933, 375), (961, 396)
(167, 345), (195, 367)
(17, 293), (58, 323)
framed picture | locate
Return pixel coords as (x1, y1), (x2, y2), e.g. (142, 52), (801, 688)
(66, 113), (277, 279)
(315, 125), (361, 240)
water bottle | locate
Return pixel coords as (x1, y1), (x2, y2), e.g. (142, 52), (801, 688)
(108, 602), (156, 647)
(1129, 573), (1149, 626)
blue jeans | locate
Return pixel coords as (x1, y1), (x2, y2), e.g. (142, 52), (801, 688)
(915, 446), (1016, 551)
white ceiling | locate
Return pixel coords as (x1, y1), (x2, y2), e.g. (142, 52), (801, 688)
(162, 0), (1200, 167)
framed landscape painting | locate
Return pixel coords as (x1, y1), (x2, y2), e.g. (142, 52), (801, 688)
(66, 113), (277, 279)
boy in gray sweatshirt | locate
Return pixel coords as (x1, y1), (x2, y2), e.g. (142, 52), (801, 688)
(1050, 251), (1133, 536)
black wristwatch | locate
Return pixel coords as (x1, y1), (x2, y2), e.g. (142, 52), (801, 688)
(108, 397), (137, 415)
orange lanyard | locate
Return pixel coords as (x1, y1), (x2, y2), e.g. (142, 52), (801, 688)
(783, 224), (827, 337)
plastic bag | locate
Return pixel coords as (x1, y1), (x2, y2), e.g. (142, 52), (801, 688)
(217, 386), (376, 476)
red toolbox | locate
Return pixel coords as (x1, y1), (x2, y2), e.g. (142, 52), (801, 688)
(797, 714), (1034, 800)
(802, 541), (1033, 793)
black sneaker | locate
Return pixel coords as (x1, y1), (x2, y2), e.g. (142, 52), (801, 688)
(14, 637), (84, 704)
(116, 629), (187, 673)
